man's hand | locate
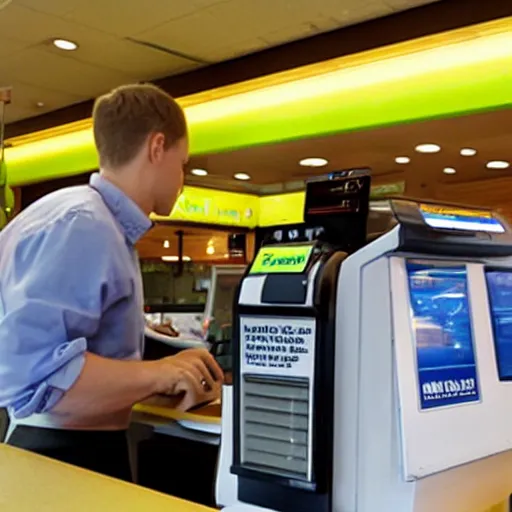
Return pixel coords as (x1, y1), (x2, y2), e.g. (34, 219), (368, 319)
(151, 348), (224, 411)
(50, 349), (224, 422)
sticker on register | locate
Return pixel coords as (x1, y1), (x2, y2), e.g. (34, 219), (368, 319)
(419, 204), (505, 233)
(240, 316), (315, 378)
(407, 262), (480, 410)
(249, 244), (314, 275)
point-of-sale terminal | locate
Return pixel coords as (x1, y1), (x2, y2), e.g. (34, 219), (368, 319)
(216, 169), (512, 512)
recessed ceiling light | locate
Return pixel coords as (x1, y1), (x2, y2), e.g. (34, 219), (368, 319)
(163, 240), (170, 249)
(395, 156), (410, 164)
(460, 148), (477, 156)
(299, 157), (328, 167)
(487, 160), (510, 170)
(206, 245), (215, 255)
(36, 101), (45, 108)
(161, 255), (191, 262)
(53, 38), (78, 51)
(234, 173), (251, 181)
(443, 167), (457, 175)
(415, 143), (441, 154)
(191, 168), (208, 176)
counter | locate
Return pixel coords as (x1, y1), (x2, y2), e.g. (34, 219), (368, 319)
(134, 398), (221, 426)
(0, 443), (215, 512)
(130, 398), (223, 506)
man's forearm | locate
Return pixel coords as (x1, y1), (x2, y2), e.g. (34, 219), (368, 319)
(51, 352), (159, 419)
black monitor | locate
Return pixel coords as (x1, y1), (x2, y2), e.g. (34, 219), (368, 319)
(303, 168), (371, 253)
(387, 199), (512, 258)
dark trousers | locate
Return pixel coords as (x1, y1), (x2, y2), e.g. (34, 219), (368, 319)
(7, 425), (132, 482)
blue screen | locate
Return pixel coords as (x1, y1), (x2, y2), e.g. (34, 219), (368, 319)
(420, 212), (505, 233)
(406, 262), (479, 409)
(485, 271), (512, 380)
(419, 205), (505, 233)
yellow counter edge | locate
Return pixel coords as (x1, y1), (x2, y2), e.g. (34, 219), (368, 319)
(0, 444), (215, 512)
(1, 435), (508, 512)
(133, 402), (221, 425)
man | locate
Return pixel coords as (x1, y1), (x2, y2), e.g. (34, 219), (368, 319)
(0, 83), (223, 481)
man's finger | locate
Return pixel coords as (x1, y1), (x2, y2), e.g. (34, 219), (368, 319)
(197, 350), (224, 382)
(192, 359), (215, 391)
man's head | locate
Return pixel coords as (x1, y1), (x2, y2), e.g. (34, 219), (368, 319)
(93, 83), (188, 216)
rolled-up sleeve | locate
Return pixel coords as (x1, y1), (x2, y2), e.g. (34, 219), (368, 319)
(0, 211), (122, 418)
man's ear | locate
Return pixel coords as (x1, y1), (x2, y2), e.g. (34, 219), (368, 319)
(148, 132), (166, 164)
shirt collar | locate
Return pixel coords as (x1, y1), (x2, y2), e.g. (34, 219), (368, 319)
(89, 172), (152, 245)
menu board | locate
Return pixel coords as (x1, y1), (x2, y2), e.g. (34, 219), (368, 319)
(419, 204), (505, 233)
(406, 262), (480, 410)
(485, 271), (512, 380)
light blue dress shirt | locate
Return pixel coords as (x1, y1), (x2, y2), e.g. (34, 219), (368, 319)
(0, 172), (152, 420)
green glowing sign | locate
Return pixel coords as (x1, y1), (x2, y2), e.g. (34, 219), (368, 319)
(250, 245), (314, 274)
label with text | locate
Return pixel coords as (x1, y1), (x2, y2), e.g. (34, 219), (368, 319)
(407, 262), (480, 410)
(240, 316), (316, 378)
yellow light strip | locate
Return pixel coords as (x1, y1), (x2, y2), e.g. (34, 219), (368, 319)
(180, 17), (512, 109)
(7, 17), (511, 149)
(185, 29), (512, 125)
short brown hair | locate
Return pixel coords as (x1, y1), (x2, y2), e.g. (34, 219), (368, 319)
(92, 83), (187, 169)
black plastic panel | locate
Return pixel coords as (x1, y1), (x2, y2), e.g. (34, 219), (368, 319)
(232, 252), (344, 512)
(239, 477), (329, 512)
(390, 198), (512, 257)
(261, 274), (308, 304)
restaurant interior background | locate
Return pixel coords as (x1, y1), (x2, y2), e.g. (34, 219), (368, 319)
(2, 5), (511, 353)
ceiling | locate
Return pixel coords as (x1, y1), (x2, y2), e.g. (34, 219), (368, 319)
(0, 0), (440, 124)
(185, 108), (512, 196)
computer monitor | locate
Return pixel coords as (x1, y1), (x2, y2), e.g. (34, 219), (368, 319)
(406, 261), (479, 409)
(485, 270), (512, 380)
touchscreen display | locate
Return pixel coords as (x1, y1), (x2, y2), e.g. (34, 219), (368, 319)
(485, 271), (512, 380)
(249, 244), (314, 275)
(419, 204), (505, 233)
(407, 262), (479, 409)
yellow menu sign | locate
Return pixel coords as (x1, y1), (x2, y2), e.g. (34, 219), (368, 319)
(250, 245), (314, 274)
(152, 186), (259, 228)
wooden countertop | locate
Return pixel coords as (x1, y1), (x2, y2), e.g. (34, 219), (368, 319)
(0, 444), (215, 512)
(133, 399), (221, 425)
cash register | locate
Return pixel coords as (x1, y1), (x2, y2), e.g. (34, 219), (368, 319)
(215, 169), (512, 512)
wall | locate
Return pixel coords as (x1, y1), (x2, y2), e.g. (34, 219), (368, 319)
(141, 263), (211, 305)
(435, 177), (512, 222)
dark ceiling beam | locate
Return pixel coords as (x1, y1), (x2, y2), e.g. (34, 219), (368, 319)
(6, 0), (512, 139)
